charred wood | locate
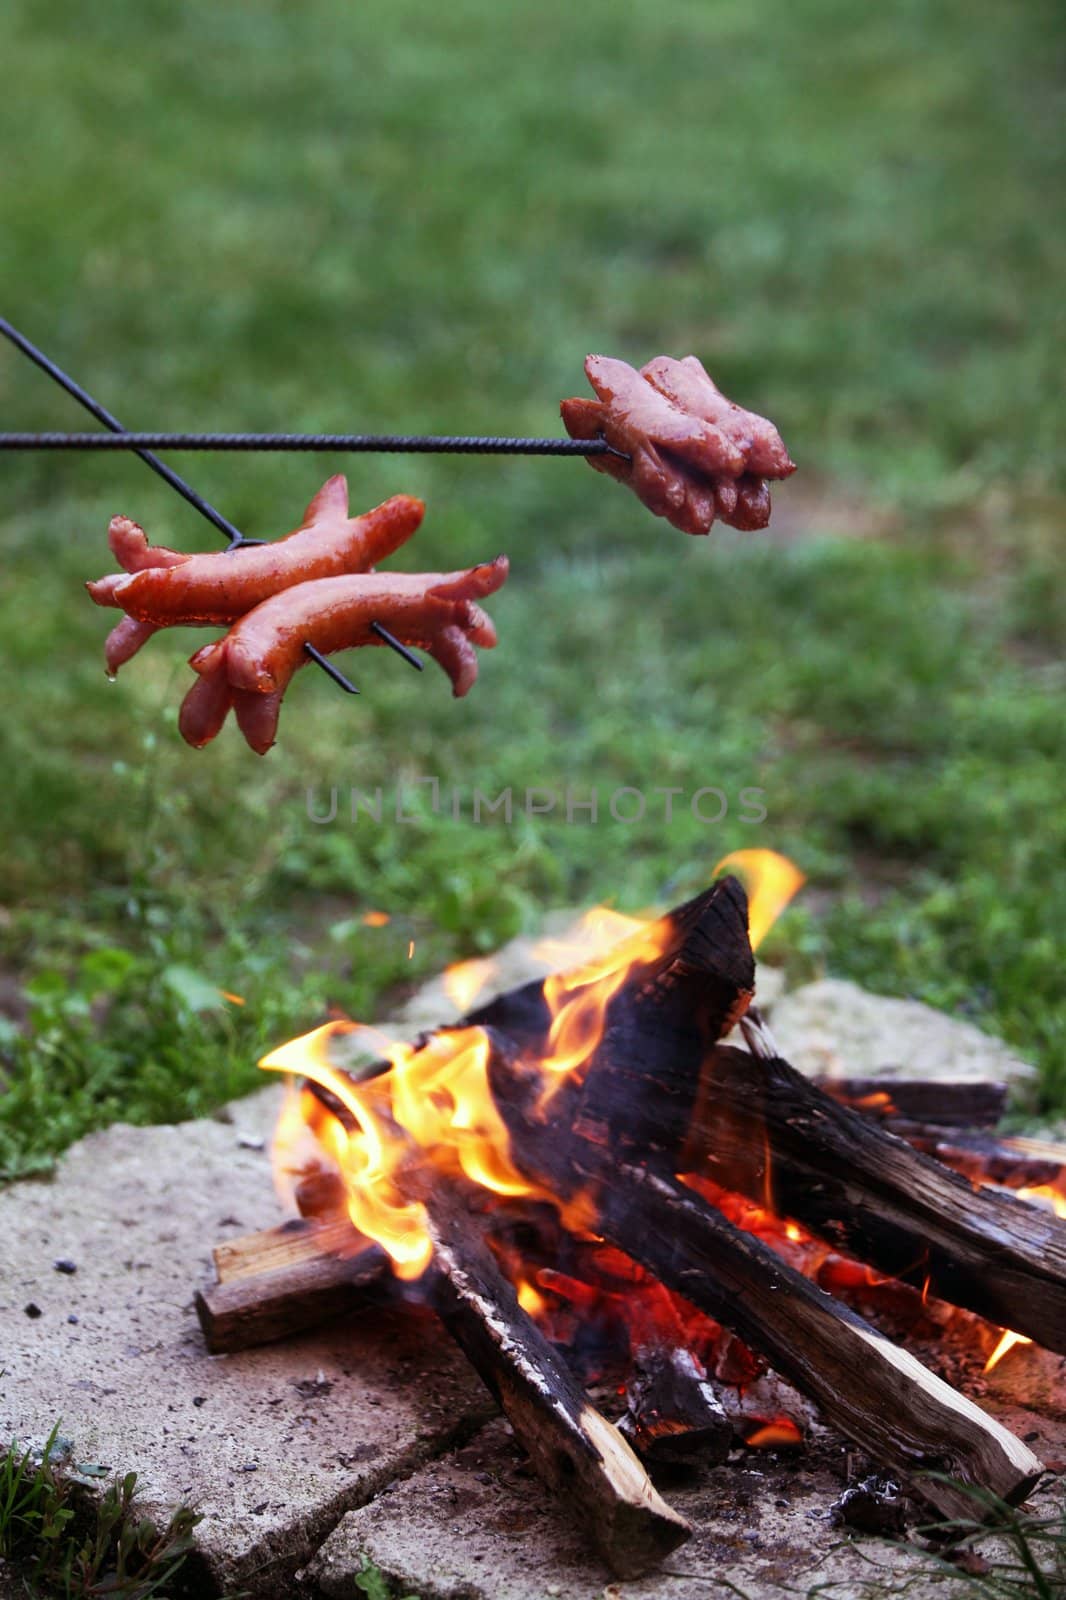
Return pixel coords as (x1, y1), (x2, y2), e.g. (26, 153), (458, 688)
(618, 1347), (732, 1466)
(419, 1186), (691, 1578)
(686, 1046), (1066, 1353)
(815, 1076), (1008, 1129)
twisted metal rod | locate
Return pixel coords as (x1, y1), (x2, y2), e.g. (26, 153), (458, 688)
(0, 318), (448, 693)
(0, 320), (245, 545)
(0, 430), (617, 457)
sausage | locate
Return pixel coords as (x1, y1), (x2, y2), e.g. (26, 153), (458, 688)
(179, 556), (509, 754)
(87, 478), (424, 625)
(561, 354), (794, 535)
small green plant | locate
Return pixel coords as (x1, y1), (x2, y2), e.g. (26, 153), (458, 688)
(353, 1553), (420, 1600)
(0, 1424), (200, 1598)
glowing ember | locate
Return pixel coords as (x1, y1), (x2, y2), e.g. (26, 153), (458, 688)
(219, 989), (246, 1006)
(742, 1417), (804, 1449)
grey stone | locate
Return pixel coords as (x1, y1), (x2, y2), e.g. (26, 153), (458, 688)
(307, 1410), (1066, 1600)
(768, 978), (1035, 1088)
(0, 1097), (491, 1597)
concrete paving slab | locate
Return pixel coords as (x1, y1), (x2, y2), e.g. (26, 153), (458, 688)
(307, 1394), (1066, 1600)
(0, 1096), (491, 1597)
(769, 978), (1035, 1089)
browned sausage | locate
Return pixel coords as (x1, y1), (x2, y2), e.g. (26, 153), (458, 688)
(179, 556), (509, 754)
(87, 477), (424, 625)
(561, 354), (794, 534)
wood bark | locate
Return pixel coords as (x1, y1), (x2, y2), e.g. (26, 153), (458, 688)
(421, 1188), (690, 1577)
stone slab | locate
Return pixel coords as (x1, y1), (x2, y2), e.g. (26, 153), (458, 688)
(769, 978), (1035, 1090)
(306, 1402), (1066, 1600)
(0, 1093), (491, 1597)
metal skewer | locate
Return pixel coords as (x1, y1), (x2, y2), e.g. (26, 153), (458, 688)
(0, 318), (460, 696)
(0, 430), (619, 457)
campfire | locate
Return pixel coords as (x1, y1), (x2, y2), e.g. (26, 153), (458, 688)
(196, 854), (1066, 1578)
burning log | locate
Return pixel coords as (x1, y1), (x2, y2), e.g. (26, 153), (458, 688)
(420, 1188), (691, 1577)
(476, 1033), (1044, 1520)
(198, 1194), (690, 1574)
(202, 873), (1058, 1546)
(618, 1347), (732, 1466)
(887, 1128), (1066, 1191)
(467, 876), (755, 1162)
(685, 1045), (1066, 1354)
(561, 1152), (1043, 1521)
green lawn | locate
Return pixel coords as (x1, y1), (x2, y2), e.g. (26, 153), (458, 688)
(0, 0), (1063, 1178)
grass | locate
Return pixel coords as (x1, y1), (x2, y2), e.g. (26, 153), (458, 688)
(809, 1479), (1066, 1599)
(0, 0), (1063, 1175)
(0, 1423), (200, 1597)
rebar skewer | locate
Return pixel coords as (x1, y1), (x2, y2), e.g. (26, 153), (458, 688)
(0, 318), (425, 696)
(0, 430), (619, 458)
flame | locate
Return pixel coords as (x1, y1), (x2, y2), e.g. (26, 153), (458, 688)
(270, 1080), (321, 1213)
(985, 1329), (1032, 1372)
(713, 849), (805, 950)
(220, 989), (246, 1006)
(443, 955), (497, 1014)
(362, 910), (390, 928)
(1016, 1184), (1066, 1220)
(514, 1273), (548, 1317)
(263, 855), (804, 1294)
(261, 1019), (598, 1281)
(538, 916), (673, 1087)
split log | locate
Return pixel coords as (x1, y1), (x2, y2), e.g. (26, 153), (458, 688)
(420, 1188), (690, 1578)
(816, 1076), (1008, 1129)
(568, 1153), (1044, 1520)
(685, 1046), (1066, 1353)
(197, 1190), (690, 1571)
(196, 1215), (389, 1354)
(888, 1128), (1066, 1191)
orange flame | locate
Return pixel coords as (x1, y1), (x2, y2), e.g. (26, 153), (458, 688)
(442, 955), (497, 1014)
(261, 1019), (597, 1281)
(264, 854), (804, 1289)
(1015, 1184), (1066, 1220)
(985, 1328), (1032, 1372)
(537, 914), (674, 1098)
(713, 849), (806, 951)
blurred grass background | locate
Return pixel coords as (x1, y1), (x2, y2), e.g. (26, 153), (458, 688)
(0, 0), (1063, 1175)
